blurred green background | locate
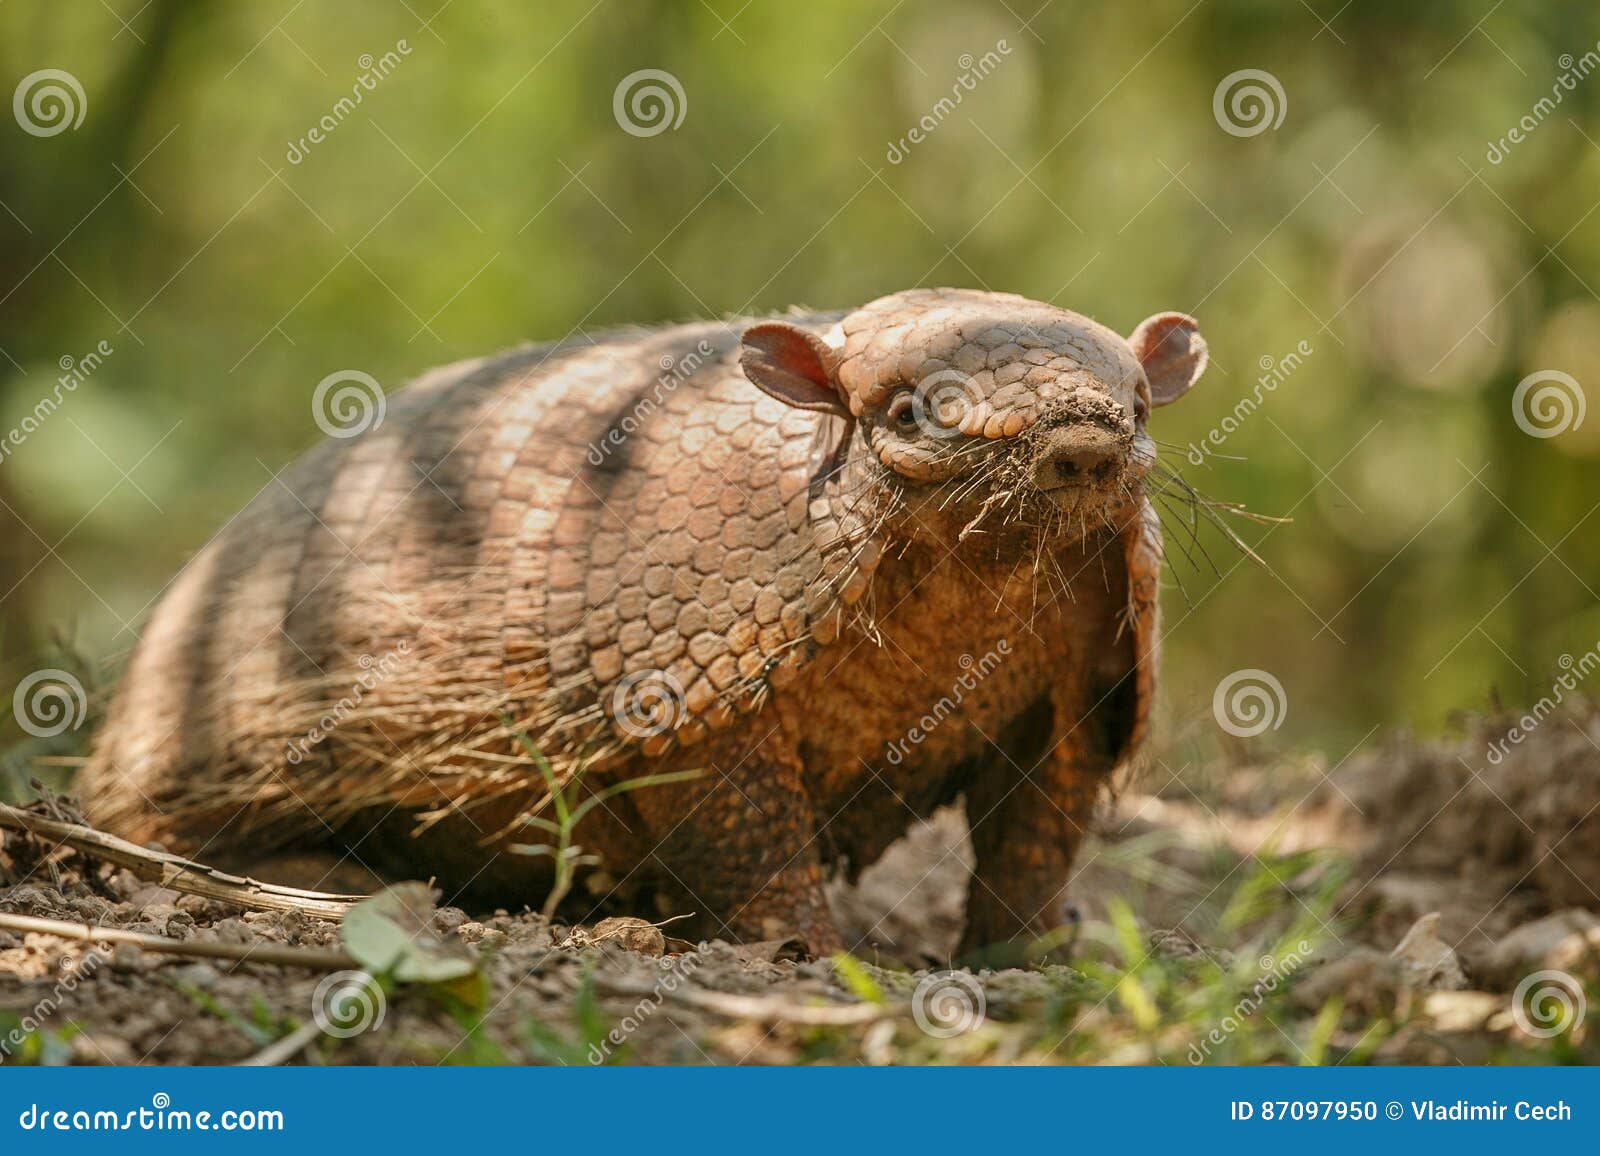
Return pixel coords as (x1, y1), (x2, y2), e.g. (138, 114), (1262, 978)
(1, 0), (1598, 775)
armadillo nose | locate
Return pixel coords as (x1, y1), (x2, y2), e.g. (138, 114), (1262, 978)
(1054, 446), (1115, 482)
(1033, 426), (1121, 491)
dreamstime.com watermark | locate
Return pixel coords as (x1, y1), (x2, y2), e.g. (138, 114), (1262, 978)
(1512, 969), (1587, 1039)
(1187, 940), (1314, 1063)
(311, 970), (387, 1038)
(12, 668), (88, 739)
(613, 69), (686, 137)
(1486, 41), (1600, 165)
(588, 954), (702, 1063)
(586, 340), (716, 465)
(1212, 668), (1286, 738)
(885, 38), (1013, 164)
(285, 40), (412, 164)
(884, 640), (1012, 766)
(1511, 369), (1585, 439)
(312, 369), (386, 438)
(609, 668), (688, 740)
(912, 971), (986, 1038)
(1212, 69), (1286, 137)
(1185, 340), (1312, 465)
(13, 69), (86, 137)
(16, 1094), (283, 1132)
(910, 368), (984, 440)
(1, 943), (111, 1062)
(1486, 642), (1600, 765)
(0, 340), (113, 467)
(284, 644), (411, 765)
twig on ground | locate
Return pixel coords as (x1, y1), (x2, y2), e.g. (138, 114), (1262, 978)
(0, 802), (365, 920)
(594, 974), (889, 1025)
(0, 911), (356, 971)
(237, 1018), (327, 1067)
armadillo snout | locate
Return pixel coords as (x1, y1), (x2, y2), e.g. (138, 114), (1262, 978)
(1030, 423), (1128, 493)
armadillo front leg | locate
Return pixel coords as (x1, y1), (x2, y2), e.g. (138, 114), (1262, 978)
(958, 694), (1113, 963)
(631, 736), (843, 954)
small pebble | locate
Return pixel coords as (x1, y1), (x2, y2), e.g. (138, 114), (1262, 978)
(433, 906), (469, 935)
(170, 962), (220, 988)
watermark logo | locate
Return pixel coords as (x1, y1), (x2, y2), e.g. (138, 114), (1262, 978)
(911, 971), (985, 1038)
(1512, 969), (1585, 1039)
(613, 69), (686, 137)
(285, 40), (412, 164)
(1487, 42), (1600, 164)
(1186, 340), (1312, 465)
(586, 340), (716, 466)
(1, 942), (110, 1061)
(13, 69), (86, 137)
(885, 38), (1013, 164)
(1487, 644), (1599, 764)
(1512, 369), (1584, 439)
(12, 669), (87, 739)
(1212, 668), (1286, 738)
(1212, 69), (1286, 138)
(910, 369), (984, 441)
(17, 1092), (283, 1131)
(311, 970), (386, 1038)
(588, 955), (702, 1064)
(0, 340), (113, 468)
(285, 644), (410, 765)
(610, 669), (687, 739)
(885, 640), (1011, 765)
(1187, 941), (1313, 1063)
(312, 370), (386, 439)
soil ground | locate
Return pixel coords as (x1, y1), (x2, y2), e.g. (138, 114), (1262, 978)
(2, 704), (1598, 1065)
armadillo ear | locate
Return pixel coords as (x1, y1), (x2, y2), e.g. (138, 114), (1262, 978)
(1129, 312), (1207, 407)
(740, 322), (850, 418)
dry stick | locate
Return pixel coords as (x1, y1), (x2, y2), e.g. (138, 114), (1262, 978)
(237, 1018), (327, 1067)
(594, 974), (890, 1026)
(0, 911), (356, 970)
(238, 972), (378, 1068)
(0, 802), (365, 920)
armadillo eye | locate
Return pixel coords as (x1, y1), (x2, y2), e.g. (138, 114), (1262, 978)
(888, 394), (917, 430)
(1133, 396), (1150, 423)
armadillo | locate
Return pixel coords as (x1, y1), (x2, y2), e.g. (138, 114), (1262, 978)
(82, 288), (1207, 955)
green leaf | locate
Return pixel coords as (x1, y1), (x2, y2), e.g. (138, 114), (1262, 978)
(830, 953), (887, 1004)
(341, 882), (478, 984)
(1302, 997), (1342, 1065)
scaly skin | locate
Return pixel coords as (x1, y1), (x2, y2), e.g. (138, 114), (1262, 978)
(81, 288), (1205, 957)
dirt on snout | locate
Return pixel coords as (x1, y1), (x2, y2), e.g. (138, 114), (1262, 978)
(2, 702), (1598, 1065)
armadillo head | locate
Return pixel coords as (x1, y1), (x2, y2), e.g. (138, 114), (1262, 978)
(739, 288), (1207, 550)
